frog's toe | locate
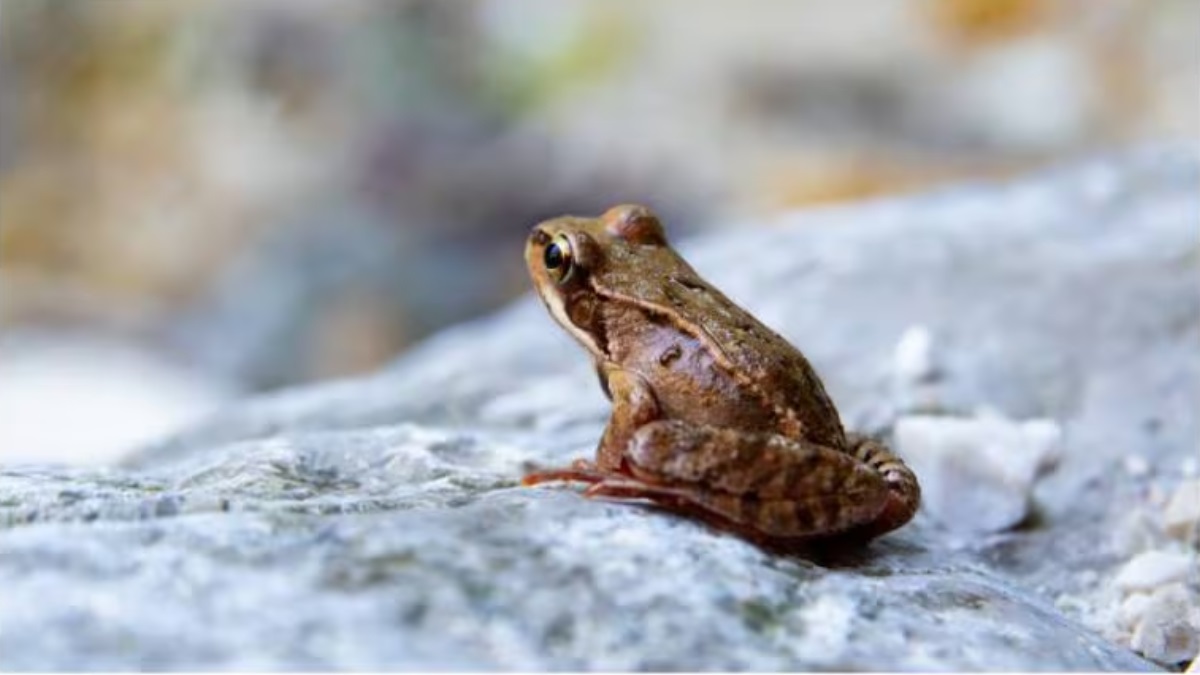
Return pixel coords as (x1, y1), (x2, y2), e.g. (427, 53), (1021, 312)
(582, 478), (691, 502)
(522, 466), (608, 486)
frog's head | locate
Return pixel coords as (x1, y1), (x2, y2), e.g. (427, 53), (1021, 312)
(525, 204), (668, 360)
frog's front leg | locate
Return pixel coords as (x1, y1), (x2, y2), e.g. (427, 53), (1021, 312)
(586, 421), (896, 540)
(522, 365), (659, 486)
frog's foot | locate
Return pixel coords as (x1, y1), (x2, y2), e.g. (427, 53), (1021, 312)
(521, 459), (609, 486)
(580, 478), (811, 553)
(582, 478), (693, 501)
(620, 421), (897, 540)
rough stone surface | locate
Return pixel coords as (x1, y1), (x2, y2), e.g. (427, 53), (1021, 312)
(3, 146), (1198, 670)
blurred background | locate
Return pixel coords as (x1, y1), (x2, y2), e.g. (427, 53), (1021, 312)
(1, 0), (1197, 464)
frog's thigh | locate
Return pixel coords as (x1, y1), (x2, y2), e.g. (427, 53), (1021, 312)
(595, 365), (661, 472)
(624, 421), (891, 538)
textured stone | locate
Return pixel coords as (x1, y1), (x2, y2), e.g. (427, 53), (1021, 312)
(4, 146), (1198, 670)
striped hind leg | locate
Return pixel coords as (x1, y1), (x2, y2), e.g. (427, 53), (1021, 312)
(587, 421), (894, 541)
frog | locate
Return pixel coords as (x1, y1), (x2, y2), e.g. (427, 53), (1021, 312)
(522, 204), (920, 548)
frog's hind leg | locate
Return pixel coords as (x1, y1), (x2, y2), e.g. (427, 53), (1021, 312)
(582, 477), (692, 500)
(581, 479), (740, 528)
(619, 421), (894, 540)
(581, 478), (812, 552)
(843, 433), (922, 539)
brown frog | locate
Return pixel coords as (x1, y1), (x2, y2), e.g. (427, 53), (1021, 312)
(522, 204), (920, 548)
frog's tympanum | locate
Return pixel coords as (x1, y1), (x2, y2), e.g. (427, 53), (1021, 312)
(523, 205), (920, 548)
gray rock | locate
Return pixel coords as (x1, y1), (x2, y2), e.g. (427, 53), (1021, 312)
(4, 145), (1197, 670)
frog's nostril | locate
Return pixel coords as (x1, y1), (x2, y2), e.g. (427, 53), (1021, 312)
(531, 229), (551, 246)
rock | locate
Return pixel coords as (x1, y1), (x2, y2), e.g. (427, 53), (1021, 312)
(1164, 480), (1200, 541)
(0, 331), (232, 465)
(1113, 550), (1194, 593)
(893, 324), (938, 385)
(1123, 455), (1152, 479)
(1119, 592), (1155, 631)
(1183, 458), (1199, 479)
(5, 147), (1198, 670)
(1128, 584), (1200, 666)
(889, 324), (946, 415)
(893, 412), (1062, 533)
(947, 37), (1097, 150)
(1113, 507), (1166, 557)
(1097, 479), (1198, 666)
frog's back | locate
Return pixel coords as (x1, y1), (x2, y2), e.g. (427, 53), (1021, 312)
(683, 285), (847, 449)
(609, 247), (847, 449)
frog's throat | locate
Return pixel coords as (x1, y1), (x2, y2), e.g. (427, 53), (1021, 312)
(540, 288), (605, 359)
(591, 284), (815, 441)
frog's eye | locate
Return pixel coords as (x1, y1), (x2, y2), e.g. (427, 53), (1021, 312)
(543, 234), (574, 284)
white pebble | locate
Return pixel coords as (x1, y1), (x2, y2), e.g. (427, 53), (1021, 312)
(1182, 457), (1199, 478)
(1123, 455), (1151, 478)
(892, 325), (937, 384)
(893, 413), (1062, 533)
(1112, 508), (1163, 556)
(1129, 584), (1200, 665)
(1114, 550), (1194, 593)
(1118, 592), (1153, 631)
(1148, 485), (1168, 508)
(1164, 480), (1200, 541)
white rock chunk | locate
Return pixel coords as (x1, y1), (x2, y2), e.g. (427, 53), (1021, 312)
(1117, 592), (1154, 631)
(1164, 480), (1200, 541)
(1112, 507), (1162, 556)
(893, 413), (1062, 533)
(889, 325), (947, 414)
(893, 325), (938, 384)
(1123, 455), (1151, 478)
(1128, 584), (1200, 665)
(1182, 458), (1199, 479)
(1113, 550), (1195, 593)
